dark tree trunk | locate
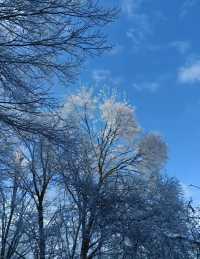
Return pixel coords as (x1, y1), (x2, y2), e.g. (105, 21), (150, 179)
(38, 201), (45, 259)
(80, 238), (90, 259)
(1, 239), (5, 259)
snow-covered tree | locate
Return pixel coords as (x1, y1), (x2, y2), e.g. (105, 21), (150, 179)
(56, 89), (173, 258)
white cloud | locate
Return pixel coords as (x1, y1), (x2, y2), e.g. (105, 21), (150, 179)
(178, 61), (200, 84)
(132, 81), (160, 93)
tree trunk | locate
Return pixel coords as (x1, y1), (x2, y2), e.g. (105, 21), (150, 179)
(80, 238), (90, 259)
(38, 201), (45, 259)
(0, 239), (5, 259)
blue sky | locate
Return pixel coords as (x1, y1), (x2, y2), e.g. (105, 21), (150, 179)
(76, 0), (200, 201)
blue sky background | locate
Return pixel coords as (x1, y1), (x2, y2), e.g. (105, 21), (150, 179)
(67, 0), (200, 201)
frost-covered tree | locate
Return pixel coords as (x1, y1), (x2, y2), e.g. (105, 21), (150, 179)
(0, 138), (32, 258)
(57, 88), (169, 258)
(107, 175), (192, 259)
(15, 136), (62, 259)
(62, 88), (167, 176)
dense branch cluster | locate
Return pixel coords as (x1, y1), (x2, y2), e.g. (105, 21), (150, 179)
(0, 0), (117, 137)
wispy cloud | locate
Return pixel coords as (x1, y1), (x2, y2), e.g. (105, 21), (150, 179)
(132, 81), (160, 93)
(141, 40), (191, 55)
(92, 69), (111, 82)
(122, 0), (151, 47)
(126, 14), (152, 50)
(181, 183), (193, 199)
(169, 41), (190, 55)
(121, 0), (165, 53)
(122, 0), (142, 18)
(178, 60), (200, 84)
(180, 0), (198, 17)
(181, 183), (200, 204)
(132, 74), (172, 93)
(108, 44), (124, 56)
(92, 69), (123, 86)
